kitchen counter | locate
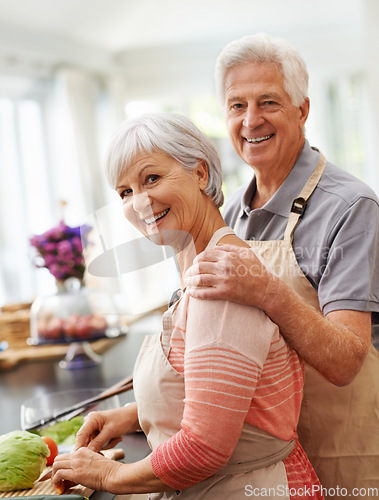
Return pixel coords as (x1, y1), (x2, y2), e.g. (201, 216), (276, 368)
(0, 312), (162, 499)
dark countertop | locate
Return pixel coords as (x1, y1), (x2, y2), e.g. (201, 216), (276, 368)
(0, 312), (161, 498)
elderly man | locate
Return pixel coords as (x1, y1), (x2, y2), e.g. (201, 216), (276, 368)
(185, 33), (379, 495)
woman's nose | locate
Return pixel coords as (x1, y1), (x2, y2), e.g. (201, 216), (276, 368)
(132, 191), (152, 215)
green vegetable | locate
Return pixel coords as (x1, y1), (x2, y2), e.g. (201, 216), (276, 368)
(0, 430), (49, 491)
(36, 416), (84, 445)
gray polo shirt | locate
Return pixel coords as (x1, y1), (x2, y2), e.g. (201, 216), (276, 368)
(223, 140), (379, 316)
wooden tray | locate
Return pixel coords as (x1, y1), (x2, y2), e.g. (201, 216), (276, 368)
(0, 305), (167, 371)
(0, 337), (125, 371)
(0, 448), (125, 498)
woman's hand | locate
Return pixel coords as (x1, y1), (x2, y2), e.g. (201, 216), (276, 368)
(52, 447), (124, 493)
(52, 448), (171, 495)
(75, 403), (140, 452)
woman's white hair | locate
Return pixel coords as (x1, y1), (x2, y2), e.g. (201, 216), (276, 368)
(215, 33), (309, 107)
(105, 112), (224, 208)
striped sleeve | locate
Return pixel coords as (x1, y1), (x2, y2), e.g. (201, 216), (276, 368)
(150, 297), (280, 490)
(151, 342), (263, 489)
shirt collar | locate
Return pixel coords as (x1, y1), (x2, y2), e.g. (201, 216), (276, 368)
(240, 140), (321, 217)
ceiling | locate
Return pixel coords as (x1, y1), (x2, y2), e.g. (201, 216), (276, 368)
(0, 0), (364, 62)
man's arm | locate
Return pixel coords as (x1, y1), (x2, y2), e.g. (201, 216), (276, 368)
(184, 244), (372, 386)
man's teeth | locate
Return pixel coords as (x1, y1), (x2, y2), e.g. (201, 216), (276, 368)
(245, 134), (273, 143)
(145, 209), (169, 225)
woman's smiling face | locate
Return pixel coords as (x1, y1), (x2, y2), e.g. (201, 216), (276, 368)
(115, 151), (208, 246)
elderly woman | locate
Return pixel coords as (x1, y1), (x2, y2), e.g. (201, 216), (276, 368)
(52, 113), (323, 498)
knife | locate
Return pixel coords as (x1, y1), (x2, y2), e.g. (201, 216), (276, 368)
(24, 375), (133, 431)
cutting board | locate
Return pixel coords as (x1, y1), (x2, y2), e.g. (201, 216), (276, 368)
(0, 337), (125, 371)
(0, 448), (125, 498)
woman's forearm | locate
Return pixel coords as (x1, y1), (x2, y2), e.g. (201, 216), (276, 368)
(108, 455), (171, 494)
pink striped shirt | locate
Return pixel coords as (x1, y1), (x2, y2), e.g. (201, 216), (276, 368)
(150, 292), (305, 490)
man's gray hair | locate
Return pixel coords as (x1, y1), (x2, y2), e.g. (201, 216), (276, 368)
(215, 33), (309, 107)
(105, 112), (224, 208)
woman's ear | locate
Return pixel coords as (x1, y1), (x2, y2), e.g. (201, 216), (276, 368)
(194, 160), (209, 190)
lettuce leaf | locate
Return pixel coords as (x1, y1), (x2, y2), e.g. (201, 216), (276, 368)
(36, 416), (84, 445)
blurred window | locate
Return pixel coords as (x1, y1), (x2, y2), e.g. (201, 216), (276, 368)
(0, 72), (376, 309)
(325, 74), (368, 181)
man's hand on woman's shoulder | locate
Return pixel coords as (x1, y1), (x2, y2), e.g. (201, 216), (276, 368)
(184, 244), (279, 312)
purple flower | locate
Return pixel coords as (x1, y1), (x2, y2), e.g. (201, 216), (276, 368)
(57, 240), (73, 254)
(30, 220), (91, 281)
(72, 236), (83, 251)
(44, 242), (58, 253)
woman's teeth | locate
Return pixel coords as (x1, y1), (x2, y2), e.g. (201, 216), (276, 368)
(245, 134), (273, 143)
(145, 208), (170, 225)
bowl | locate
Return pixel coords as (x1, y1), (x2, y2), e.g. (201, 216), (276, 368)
(20, 388), (120, 451)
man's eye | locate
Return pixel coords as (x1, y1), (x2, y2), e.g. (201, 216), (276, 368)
(263, 100), (277, 106)
(232, 103), (243, 109)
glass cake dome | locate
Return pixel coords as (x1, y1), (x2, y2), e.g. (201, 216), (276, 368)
(29, 278), (125, 368)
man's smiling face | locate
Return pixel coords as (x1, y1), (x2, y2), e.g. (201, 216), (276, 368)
(224, 61), (309, 175)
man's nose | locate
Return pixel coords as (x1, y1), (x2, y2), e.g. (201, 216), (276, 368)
(242, 104), (263, 128)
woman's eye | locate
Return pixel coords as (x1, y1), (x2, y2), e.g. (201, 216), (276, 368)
(120, 189), (132, 199)
(146, 174), (159, 185)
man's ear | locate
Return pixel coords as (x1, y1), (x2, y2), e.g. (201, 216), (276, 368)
(299, 97), (310, 125)
(195, 160), (209, 190)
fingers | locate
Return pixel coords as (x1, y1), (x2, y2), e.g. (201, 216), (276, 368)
(183, 243), (270, 306)
(86, 433), (111, 452)
(185, 250), (246, 288)
(75, 426), (121, 453)
(184, 264), (218, 286)
(99, 437), (122, 450)
(186, 245), (252, 275)
(51, 453), (75, 487)
(54, 479), (76, 494)
(192, 246), (239, 265)
(52, 448), (92, 481)
(193, 244), (250, 262)
(74, 410), (126, 453)
(52, 447), (117, 493)
(74, 419), (98, 450)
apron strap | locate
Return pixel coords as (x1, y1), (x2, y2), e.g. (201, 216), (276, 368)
(233, 151), (327, 241)
(162, 289), (185, 356)
(214, 437), (295, 475)
(205, 226), (236, 249)
(283, 151), (327, 242)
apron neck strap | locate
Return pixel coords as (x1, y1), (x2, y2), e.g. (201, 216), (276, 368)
(283, 151), (327, 242)
(233, 150), (327, 240)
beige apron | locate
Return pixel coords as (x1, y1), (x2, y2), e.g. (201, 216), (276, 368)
(133, 229), (299, 499)
(235, 152), (379, 496)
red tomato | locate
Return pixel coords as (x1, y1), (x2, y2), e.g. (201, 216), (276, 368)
(42, 435), (59, 466)
(89, 314), (107, 334)
(44, 317), (64, 339)
(75, 315), (94, 338)
(62, 314), (80, 338)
